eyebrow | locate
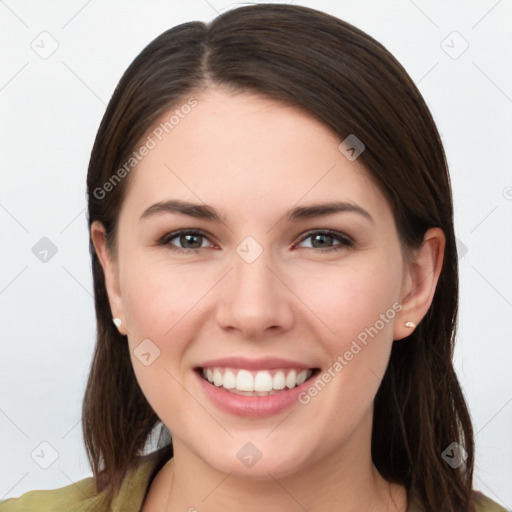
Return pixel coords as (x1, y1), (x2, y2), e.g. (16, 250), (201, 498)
(139, 199), (374, 224)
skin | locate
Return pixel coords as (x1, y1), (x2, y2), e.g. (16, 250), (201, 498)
(91, 88), (444, 511)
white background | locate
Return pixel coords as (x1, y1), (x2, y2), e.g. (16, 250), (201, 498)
(0, 0), (511, 508)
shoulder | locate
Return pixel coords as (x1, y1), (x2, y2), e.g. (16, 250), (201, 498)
(407, 488), (509, 512)
(0, 474), (108, 512)
(0, 448), (168, 512)
(472, 490), (509, 512)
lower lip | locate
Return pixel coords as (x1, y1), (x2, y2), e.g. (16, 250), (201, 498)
(194, 369), (318, 418)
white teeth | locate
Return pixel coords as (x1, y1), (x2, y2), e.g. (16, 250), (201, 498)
(296, 370), (308, 386)
(213, 368), (223, 387)
(223, 370), (236, 389)
(285, 370), (297, 389)
(201, 367), (314, 393)
(272, 371), (286, 390)
(236, 370), (254, 391)
(254, 371), (273, 392)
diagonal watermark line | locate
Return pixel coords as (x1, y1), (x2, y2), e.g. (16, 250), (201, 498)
(164, 267), (234, 336)
(265, 265), (336, 335)
(0, 62), (29, 92)
(163, 163), (233, 234)
(0, 265), (28, 295)
(265, 410), (294, 438)
(61, 0), (93, 29)
(0, 472), (29, 502)
(61, 418), (81, 440)
(473, 473), (510, 511)
(470, 204), (499, 233)
(472, 61), (512, 105)
(267, 163), (337, 234)
(61, 207), (86, 233)
(266, 471), (308, 511)
(368, 367), (383, 383)
(61, 471), (103, 512)
(61, 61), (106, 106)
(407, 0), (439, 29)
(202, 0), (221, 15)
(200, 470), (233, 502)
(61, 265), (93, 297)
(0, 203), (29, 232)
(475, 396), (512, 436)
(0, 0), (29, 28)
(0, 408), (29, 438)
(416, 61), (439, 85)
(163, 367), (234, 438)
(471, 265), (512, 308)
(286, 163), (337, 207)
(471, 0), (503, 30)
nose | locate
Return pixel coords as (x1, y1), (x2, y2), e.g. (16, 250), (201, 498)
(215, 247), (295, 340)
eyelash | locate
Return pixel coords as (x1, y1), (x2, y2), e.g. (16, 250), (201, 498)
(159, 229), (354, 254)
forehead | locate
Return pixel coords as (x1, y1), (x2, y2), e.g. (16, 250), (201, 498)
(120, 89), (389, 224)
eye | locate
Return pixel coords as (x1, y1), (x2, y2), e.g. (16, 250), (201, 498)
(296, 230), (354, 253)
(159, 229), (354, 254)
(160, 229), (213, 253)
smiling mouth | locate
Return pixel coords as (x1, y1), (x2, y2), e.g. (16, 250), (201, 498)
(195, 366), (321, 396)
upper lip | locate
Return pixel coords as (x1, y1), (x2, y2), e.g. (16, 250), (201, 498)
(196, 357), (317, 371)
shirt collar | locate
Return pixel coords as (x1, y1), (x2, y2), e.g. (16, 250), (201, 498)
(110, 448), (168, 512)
(106, 448), (419, 512)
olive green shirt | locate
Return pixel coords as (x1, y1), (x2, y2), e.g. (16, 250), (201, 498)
(1, 449), (508, 511)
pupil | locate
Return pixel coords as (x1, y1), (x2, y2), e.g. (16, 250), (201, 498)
(314, 234), (331, 248)
(183, 234), (201, 248)
(179, 233), (334, 250)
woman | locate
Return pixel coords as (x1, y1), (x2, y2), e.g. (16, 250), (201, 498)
(1, 4), (507, 511)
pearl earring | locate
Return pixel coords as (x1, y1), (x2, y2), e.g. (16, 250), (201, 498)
(404, 321), (416, 329)
(112, 318), (122, 328)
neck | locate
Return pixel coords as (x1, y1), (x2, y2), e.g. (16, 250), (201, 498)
(153, 409), (407, 512)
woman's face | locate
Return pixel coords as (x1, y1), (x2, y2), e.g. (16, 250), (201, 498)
(95, 89), (421, 478)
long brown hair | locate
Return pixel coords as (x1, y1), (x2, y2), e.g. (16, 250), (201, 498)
(84, 4), (475, 510)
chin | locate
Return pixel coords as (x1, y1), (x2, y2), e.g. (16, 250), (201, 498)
(199, 442), (311, 481)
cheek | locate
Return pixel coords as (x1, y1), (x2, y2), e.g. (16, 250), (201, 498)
(289, 261), (402, 439)
(299, 256), (402, 352)
(120, 255), (199, 340)
(120, 264), (201, 422)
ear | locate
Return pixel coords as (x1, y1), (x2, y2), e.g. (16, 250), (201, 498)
(90, 221), (127, 336)
(394, 227), (445, 340)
